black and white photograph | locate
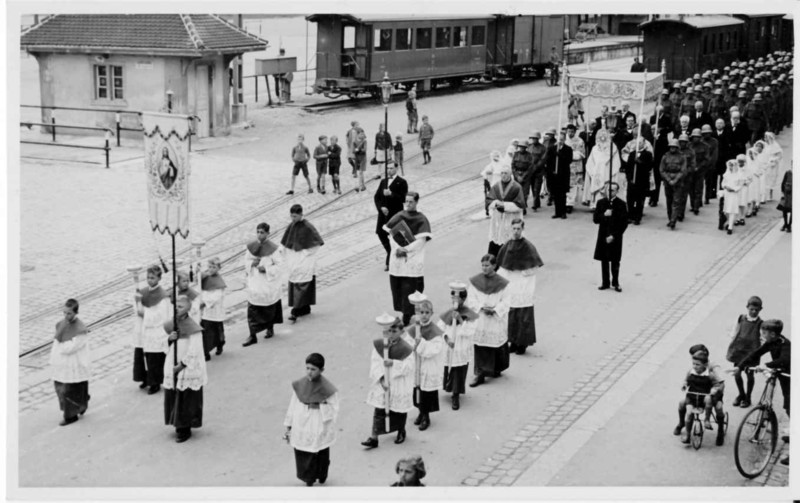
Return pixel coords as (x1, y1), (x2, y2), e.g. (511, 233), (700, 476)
(4, 0), (798, 500)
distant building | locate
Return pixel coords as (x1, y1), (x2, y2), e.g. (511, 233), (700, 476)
(21, 14), (268, 138)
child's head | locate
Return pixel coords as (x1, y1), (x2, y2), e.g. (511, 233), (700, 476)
(747, 296), (763, 317)
(318, 135), (328, 144)
(415, 299), (433, 324)
(330, 135), (338, 145)
(422, 115), (429, 122)
(297, 134), (305, 143)
(146, 265), (162, 287)
(691, 353), (709, 373)
(395, 133), (403, 142)
(689, 344), (709, 358)
(759, 319), (783, 344)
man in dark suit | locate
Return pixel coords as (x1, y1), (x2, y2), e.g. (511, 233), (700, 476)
(728, 111), (751, 156)
(649, 106), (672, 206)
(545, 131), (574, 219)
(622, 139), (653, 225)
(614, 116), (636, 151)
(374, 164), (408, 271)
(593, 182), (628, 292)
(688, 100), (713, 132)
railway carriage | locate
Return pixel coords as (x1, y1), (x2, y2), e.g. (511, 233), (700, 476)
(307, 14), (566, 98)
(733, 14), (786, 59)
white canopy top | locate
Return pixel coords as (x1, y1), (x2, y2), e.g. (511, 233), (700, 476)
(568, 72), (664, 102)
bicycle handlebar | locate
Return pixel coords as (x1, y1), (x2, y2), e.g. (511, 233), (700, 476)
(733, 366), (790, 378)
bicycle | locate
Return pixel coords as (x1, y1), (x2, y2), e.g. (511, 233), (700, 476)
(684, 391), (729, 450)
(733, 366), (790, 478)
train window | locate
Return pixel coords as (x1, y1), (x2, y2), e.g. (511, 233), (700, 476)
(771, 21), (777, 37)
(374, 28), (392, 51)
(471, 25), (485, 46)
(416, 27), (432, 49)
(760, 23), (766, 39)
(703, 35), (708, 54)
(343, 26), (356, 49)
(454, 26), (467, 47)
(396, 28), (412, 50)
(435, 27), (451, 48)
(726, 32), (730, 50)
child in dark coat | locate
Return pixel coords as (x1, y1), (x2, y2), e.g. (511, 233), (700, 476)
(726, 296), (763, 408)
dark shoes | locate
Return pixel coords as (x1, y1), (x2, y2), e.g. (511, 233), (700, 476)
(139, 382), (148, 390)
(418, 415), (430, 431)
(613, 285), (622, 293)
(394, 430), (407, 444)
(452, 394), (460, 410)
(286, 190), (294, 195)
(242, 336), (257, 347)
(205, 353), (211, 362)
(59, 416), (79, 427)
(727, 229), (733, 235)
(148, 385), (160, 395)
(414, 413), (422, 426)
(289, 315), (298, 323)
(598, 284), (610, 291)
(732, 395), (743, 407)
(739, 399), (751, 408)
(673, 424), (683, 436)
(265, 329), (275, 339)
(716, 430), (725, 446)
(469, 374), (485, 387)
(216, 345), (224, 355)
(361, 437), (379, 449)
(176, 430), (192, 443)
(780, 456), (790, 466)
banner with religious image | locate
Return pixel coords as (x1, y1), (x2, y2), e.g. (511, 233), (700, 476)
(142, 112), (193, 238)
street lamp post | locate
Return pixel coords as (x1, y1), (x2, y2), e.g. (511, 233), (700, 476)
(380, 72), (392, 180)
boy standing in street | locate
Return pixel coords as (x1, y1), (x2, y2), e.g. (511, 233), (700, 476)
(419, 116), (434, 165)
(313, 135), (329, 195)
(287, 134), (314, 195)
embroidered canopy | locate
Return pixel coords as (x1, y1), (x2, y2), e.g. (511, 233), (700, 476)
(568, 71), (664, 102)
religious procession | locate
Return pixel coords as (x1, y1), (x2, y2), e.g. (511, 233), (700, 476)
(16, 11), (795, 492)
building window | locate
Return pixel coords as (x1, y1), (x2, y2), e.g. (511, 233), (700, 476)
(454, 26), (467, 47)
(726, 32), (730, 50)
(374, 28), (392, 51)
(94, 64), (123, 100)
(343, 26), (356, 49)
(396, 28), (412, 50)
(471, 25), (485, 45)
(416, 27), (432, 49)
(760, 23), (766, 38)
(703, 35), (708, 54)
(435, 26), (451, 48)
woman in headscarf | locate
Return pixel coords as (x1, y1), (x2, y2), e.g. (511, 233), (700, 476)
(762, 132), (783, 202)
(163, 295), (207, 443)
(284, 353), (339, 486)
(281, 205), (325, 323)
(583, 128), (623, 209)
(480, 150), (505, 217)
(242, 222), (284, 346)
(50, 298), (91, 426)
(720, 160), (744, 235)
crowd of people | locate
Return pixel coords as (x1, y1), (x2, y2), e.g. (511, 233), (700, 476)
(47, 50), (793, 486)
(483, 50), (793, 237)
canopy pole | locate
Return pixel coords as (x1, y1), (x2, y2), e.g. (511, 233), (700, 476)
(635, 70), (647, 162)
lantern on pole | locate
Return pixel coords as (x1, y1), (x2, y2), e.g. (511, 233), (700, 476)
(380, 72), (393, 180)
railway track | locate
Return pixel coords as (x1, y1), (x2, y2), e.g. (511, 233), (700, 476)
(18, 88), (563, 359)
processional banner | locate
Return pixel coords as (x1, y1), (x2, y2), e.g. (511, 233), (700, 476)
(568, 72), (664, 101)
(142, 112), (192, 238)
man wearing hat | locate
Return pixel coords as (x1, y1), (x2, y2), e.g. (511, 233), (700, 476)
(680, 87), (695, 122)
(659, 89), (674, 119)
(621, 137), (652, 225)
(486, 163), (525, 258)
(689, 100), (713, 132)
(593, 181), (628, 291)
(529, 132), (548, 211)
(545, 130), (574, 219)
(724, 84), (738, 112)
(676, 134), (696, 219)
(728, 111), (751, 156)
(688, 128), (711, 214)
(648, 105), (672, 207)
(701, 82), (714, 109)
(762, 86), (776, 134)
(564, 124), (586, 212)
(708, 88), (727, 123)
(700, 124), (720, 205)
(660, 139), (688, 230)
(511, 139), (534, 215)
(362, 316), (415, 448)
(743, 93), (769, 145)
(669, 84), (683, 127)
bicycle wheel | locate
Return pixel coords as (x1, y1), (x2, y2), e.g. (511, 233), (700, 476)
(691, 417), (704, 450)
(734, 405), (778, 478)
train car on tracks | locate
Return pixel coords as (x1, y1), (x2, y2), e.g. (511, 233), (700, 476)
(306, 14), (565, 98)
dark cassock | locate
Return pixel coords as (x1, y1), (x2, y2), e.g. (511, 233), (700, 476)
(496, 237), (544, 355)
(437, 296), (479, 407)
(593, 191), (629, 290)
(365, 331), (415, 441)
(545, 140), (574, 218)
(374, 170), (409, 269)
(622, 144), (654, 225)
(407, 319), (445, 427)
(383, 210), (433, 326)
(200, 267), (227, 359)
(486, 168), (525, 257)
(137, 284), (171, 391)
(243, 237), (284, 344)
(163, 312), (208, 443)
(281, 217), (325, 320)
(50, 315), (91, 425)
(285, 364), (340, 486)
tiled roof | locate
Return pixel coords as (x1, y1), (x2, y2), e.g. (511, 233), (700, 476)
(21, 14), (268, 55)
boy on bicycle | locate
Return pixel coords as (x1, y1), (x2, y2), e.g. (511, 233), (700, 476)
(678, 350), (725, 445)
(735, 319), (790, 464)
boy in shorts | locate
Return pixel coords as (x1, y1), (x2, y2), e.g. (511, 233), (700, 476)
(394, 133), (404, 176)
(313, 135), (329, 194)
(678, 351), (725, 445)
(418, 116), (434, 165)
(287, 134), (313, 195)
(674, 344), (726, 445)
(327, 135), (342, 194)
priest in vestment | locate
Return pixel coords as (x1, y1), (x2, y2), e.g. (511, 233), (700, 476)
(50, 298), (91, 426)
(564, 124), (586, 211)
(243, 222), (285, 346)
(281, 204), (325, 323)
(437, 282), (479, 410)
(135, 264), (171, 394)
(284, 353), (340, 486)
(583, 129), (623, 209)
(383, 192), (433, 326)
(468, 254), (510, 387)
(163, 295), (208, 443)
(361, 317), (415, 448)
(496, 219), (544, 355)
(486, 164), (525, 258)
(200, 257), (227, 360)
(406, 299), (444, 431)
